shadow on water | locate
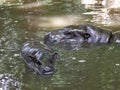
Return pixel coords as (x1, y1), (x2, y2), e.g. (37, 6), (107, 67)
(0, 0), (120, 90)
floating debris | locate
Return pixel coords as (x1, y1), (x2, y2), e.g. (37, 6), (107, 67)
(14, 54), (20, 57)
(115, 64), (120, 66)
(72, 57), (76, 60)
(78, 60), (86, 63)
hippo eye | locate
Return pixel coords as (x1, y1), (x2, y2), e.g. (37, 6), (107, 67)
(84, 33), (91, 39)
(63, 31), (72, 35)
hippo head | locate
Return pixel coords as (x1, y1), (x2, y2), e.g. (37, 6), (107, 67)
(44, 24), (112, 48)
(21, 42), (57, 76)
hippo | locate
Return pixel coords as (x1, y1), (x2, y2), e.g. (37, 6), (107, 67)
(21, 41), (57, 76)
(44, 24), (120, 49)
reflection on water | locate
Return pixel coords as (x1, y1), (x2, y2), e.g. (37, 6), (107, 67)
(25, 15), (83, 28)
(0, 0), (120, 90)
(17, 1), (52, 9)
(82, 0), (120, 26)
(91, 11), (120, 26)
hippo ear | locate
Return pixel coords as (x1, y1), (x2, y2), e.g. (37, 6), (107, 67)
(111, 31), (120, 43)
(47, 52), (58, 64)
(44, 33), (51, 44)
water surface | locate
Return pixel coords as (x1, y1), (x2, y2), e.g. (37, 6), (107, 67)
(0, 0), (120, 90)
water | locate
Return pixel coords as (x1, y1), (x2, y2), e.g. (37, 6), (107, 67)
(0, 0), (120, 90)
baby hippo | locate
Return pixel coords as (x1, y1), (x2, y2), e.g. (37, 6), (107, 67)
(21, 42), (57, 76)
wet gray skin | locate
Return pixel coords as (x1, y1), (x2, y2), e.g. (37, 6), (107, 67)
(111, 31), (120, 43)
(44, 24), (120, 48)
(21, 42), (57, 76)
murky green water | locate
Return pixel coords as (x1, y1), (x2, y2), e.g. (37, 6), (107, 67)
(0, 0), (120, 90)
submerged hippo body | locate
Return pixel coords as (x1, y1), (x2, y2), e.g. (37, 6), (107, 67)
(44, 24), (120, 49)
(21, 41), (57, 76)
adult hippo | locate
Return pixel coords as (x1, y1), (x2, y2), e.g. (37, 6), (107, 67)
(21, 41), (57, 76)
(44, 24), (120, 49)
